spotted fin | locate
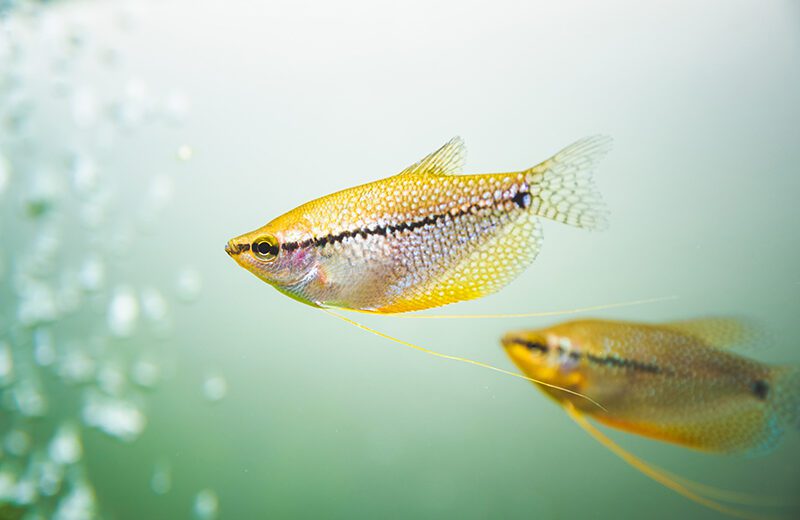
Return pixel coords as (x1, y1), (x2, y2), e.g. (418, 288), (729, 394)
(592, 405), (779, 455)
(376, 215), (543, 313)
(398, 136), (466, 177)
(527, 135), (611, 231)
(663, 317), (759, 349)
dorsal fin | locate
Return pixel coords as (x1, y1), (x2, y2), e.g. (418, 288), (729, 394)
(663, 317), (758, 349)
(398, 136), (466, 177)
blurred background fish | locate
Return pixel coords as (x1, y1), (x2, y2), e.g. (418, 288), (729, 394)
(502, 318), (800, 453)
(502, 318), (800, 517)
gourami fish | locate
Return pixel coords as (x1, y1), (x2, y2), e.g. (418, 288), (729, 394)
(225, 136), (610, 313)
(501, 318), (800, 453)
(502, 318), (800, 519)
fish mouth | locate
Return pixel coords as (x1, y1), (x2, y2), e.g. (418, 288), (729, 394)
(225, 240), (249, 257)
(500, 332), (522, 349)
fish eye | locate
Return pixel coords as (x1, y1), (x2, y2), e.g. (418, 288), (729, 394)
(523, 340), (549, 354)
(252, 235), (280, 261)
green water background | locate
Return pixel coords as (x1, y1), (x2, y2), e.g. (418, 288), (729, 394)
(1, 0), (799, 518)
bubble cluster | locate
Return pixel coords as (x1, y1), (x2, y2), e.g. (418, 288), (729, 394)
(0, 2), (209, 518)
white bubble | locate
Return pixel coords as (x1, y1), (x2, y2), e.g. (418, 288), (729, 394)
(70, 154), (99, 195)
(53, 481), (96, 520)
(37, 458), (64, 496)
(111, 78), (150, 127)
(78, 256), (105, 292)
(0, 341), (14, 385)
(17, 279), (59, 326)
(71, 87), (98, 128)
(140, 287), (168, 322)
(163, 89), (189, 123)
(81, 391), (146, 442)
(147, 175), (173, 212)
(56, 272), (83, 314)
(0, 151), (10, 195)
(202, 376), (227, 403)
(177, 145), (193, 161)
(34, 328), (56, 367)
(131, 359), (160, 388)
(0, 468), (17, 501)
(176, 268), (202, 302)
(193, 489), (219, 520)
(150, 461), (171, 495)
(80, 190), (112, 229)
(13, 379), (47, 417)
(58, 345), (96, 384)
(97, 363), (126, 396)
(108, 286), (139, 337)
(14, 476), (37, 505)
(48, 424), (83, 465)
(4, 429), (31, 456)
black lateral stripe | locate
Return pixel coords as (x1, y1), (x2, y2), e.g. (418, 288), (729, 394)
(280, 187), (530, 251)
(584, 352), (662, 374)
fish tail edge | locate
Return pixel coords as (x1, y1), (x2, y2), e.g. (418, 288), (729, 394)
(525, 135), (612, 231)
(771, 364), (800, 433)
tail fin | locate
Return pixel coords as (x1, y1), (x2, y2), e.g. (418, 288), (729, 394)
(771, 365), (800, 433)
(526, 135), (612, 231)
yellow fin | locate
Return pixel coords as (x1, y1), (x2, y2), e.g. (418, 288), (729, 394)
(398, 136), (465, 177)
(375, 215), (543, 313)
(564, 404), (781, 520)
(663, 317), (759, 349)
(387, 296), (677, 319)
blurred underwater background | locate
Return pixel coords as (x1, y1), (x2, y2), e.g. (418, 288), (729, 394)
(0, 0), (798, 518)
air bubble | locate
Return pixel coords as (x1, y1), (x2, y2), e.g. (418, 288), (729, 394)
(70, 154), (99, 195)
(176, 145), (193, 161)
(0, 468), (17, 501)
(48, 424), (83, 465)
(13, 379), (47, 417)
(131, 359), (160, 388)
(78, 256), (105, 292)
(4, 430), (31, 456)
(97, 363), (127, 396)
(33, 328), (56, 367)
(176, 268), (202, 302)
(81, 391), (146, 442)
(53, 481), (96, 520)
(17, 279), (59, 326)
(37, 458), (64, 496)
(202, 376), (227, 402)
(150, 461), (171, 495)
(163, 89), (189, 123)
(14, 476), (37, 505)
(140, 287), (168, 322)
(0, 151), (10, 195)
(193, 489), (219, 520)
(0, 341), (14, 385)
(58, 344), (96, 384)
(107, 286), (139, 337)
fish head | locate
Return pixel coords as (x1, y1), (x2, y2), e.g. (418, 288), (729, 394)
(501, 329), (553, 372)
(501, 329), (584, 390)
(225, 223), (319, 306)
